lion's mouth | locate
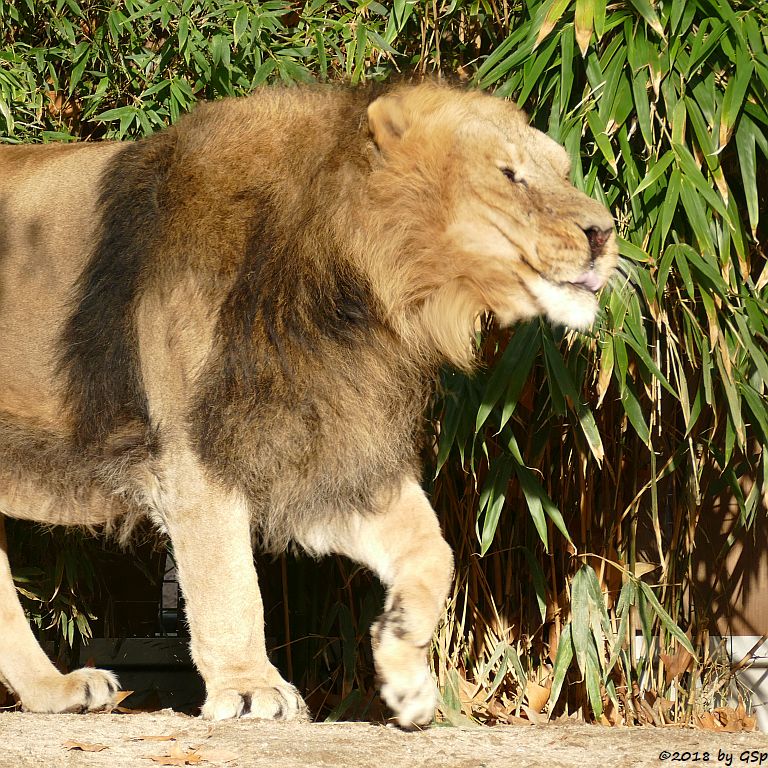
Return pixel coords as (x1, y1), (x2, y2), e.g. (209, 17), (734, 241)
(566, 269), (605, 294)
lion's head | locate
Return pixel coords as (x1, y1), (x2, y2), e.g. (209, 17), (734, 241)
(363, 83), (618, 364)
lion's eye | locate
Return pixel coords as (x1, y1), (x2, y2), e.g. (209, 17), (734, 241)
(501, 168), (526, 186)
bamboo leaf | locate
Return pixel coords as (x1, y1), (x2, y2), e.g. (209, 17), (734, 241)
(671, 96), (687, 146)
(571, 566), (592, 678)
(351, 22), (367, 84)
(618, 332), (675, 396)
(673, 143), (729, 221)
(732, 312), (768, 384)
(518, 34), (560, 106)
(735, 116), (761, 236)
(435, 387), (462, 475)
(574, 0), (594, 56)
(559, 26), (575, 116)
(92, 105), (139, 122)
(633, 150), (674, 196)
(535, 0), (573, 48)
(522, 547), (548, 624)
(717, 345), (746, 448)
(542, 334), (604, 463)
(593, 0), (606, 40)
(507, 432), (572, 546)
(740, 383), (768, 444)
(476, 322), (539, 433)
(636, 581), (695, 656)
(620, 381), (651, 446)
(685, 95), (717, 168)
(659, 167), (681, 248)
(512, 461), (550, 550)
(719, 45), (754, 147)
(596, 333), (614, 407)
(177, 15), (189, 50)
(678, 177), (716, 256)
(627, 0), (665, 38)
(500, 323), (542, 431)
(606, 579), (633, 673)
(233, 7), (248, 46)
(587, 109), (618, 175)
(584, 645), (604, 718)
(631, 71), (653, 149)
(478, 456), (513, 555)
(547, 624), (574, 715)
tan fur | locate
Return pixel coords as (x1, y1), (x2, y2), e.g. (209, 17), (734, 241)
(0, 83), (616, 727)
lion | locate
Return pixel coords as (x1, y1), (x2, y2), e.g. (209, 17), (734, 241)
(0, 82), (616, 728)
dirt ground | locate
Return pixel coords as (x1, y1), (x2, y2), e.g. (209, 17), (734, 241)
(1, 711), (768, 768)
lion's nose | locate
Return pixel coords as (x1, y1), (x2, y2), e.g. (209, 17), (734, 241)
(583, 227), (613, 260)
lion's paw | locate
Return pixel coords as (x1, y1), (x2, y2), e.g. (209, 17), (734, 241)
(22, 668), (120, 714)
(201, 684), (308, 722)
(380, 663), (436, 730)
(374, 632), (436, 730)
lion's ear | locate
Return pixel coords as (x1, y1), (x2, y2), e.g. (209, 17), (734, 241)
(367, 95), (410, 155)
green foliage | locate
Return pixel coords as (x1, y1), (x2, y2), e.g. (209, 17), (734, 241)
(0, 0), (509, 140)
(433, 0), (768, 723)
(2, 0), (767, 724)
(8, 522), (100, 652)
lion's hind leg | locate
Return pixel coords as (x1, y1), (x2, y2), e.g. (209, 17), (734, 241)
(0, 517), (120, 713)
(301, 479), (454, 729)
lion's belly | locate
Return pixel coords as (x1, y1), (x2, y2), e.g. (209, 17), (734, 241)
(0, 142), (121, 432)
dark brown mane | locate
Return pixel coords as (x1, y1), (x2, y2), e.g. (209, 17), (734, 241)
(58, 131), (177, 450)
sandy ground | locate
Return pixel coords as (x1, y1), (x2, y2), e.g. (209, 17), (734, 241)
(1, 711), (768, 768)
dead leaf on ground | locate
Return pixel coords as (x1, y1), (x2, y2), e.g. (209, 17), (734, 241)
(603, 697), (624, 726)
(631, 683), (659, 726)
(696, 711), (719, 730)
(147, 742), (202, 766)
(104, 689), (135, 713)
(193, 749), (239, 764)
(734, 696), (757, 730)
(129, 733), (179, 742)
(695, 706), (757, 733)
(506, 714), (534, 726)
(654, 696), (674, 724)
(484, 698), (513, 724)
(148, 757), (201, 767)
(116, 689), (164, 713)
(146, 741), (238, 766)
(520, 704), (546, 724)
(63, 740), (109, 752)
(485, 698), (535, 727)
(713, 706), (756, 733)
(524, 680), (550, 714)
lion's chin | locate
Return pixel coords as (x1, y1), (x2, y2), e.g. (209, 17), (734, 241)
(529, 279), (601, 331)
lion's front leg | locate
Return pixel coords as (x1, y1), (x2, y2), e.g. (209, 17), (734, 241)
(0, 517), (120, 713)
(300, 479), (454, 729)
(160, 474), (306, 722)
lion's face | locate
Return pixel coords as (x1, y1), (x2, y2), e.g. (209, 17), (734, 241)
(367, 85), (618, 333)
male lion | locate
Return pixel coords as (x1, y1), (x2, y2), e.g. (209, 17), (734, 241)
(0, 83), (616, 728)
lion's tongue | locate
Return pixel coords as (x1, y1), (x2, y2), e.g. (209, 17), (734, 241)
(570, 270), (605, 293)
